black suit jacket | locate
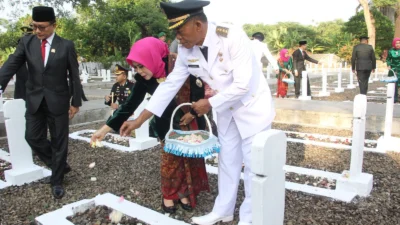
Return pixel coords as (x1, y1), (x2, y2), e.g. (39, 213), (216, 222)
(0, 34), (82, 115)
(351, 43), (376, 71)
(292, 48), (318, 74)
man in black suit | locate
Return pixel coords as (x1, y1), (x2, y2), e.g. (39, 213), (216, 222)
(0, 6), (82, 199)
(14, 26), (33, 100)
(292, 40), (319, 98)
(351, 36), (376, 95)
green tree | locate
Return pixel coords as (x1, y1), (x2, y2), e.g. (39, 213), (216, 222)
(343, 8), (394, 55)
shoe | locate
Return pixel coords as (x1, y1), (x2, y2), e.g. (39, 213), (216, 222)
(238, 222), (252, 225)
(178, 199), (192, 211)
(162, 199), (177, 214)
(191, 212), (233, 225)
(52, 185), (65, 199)
(42, 165), (72, 184)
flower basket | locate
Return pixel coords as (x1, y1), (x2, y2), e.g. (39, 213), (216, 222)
(164, 103), (221, 158)
(282, 73), (295, 84)
(380, 69), (398, 83)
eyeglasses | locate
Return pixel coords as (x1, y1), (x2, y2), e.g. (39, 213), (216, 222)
(30, 23), (54, 31)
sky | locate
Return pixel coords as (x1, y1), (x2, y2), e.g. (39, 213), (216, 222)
(0, 0), (361, 26)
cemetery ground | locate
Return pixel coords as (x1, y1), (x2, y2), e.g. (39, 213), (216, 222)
(1, 122), (400, 225)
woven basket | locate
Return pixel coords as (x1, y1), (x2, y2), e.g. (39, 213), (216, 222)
(380, 69), (398, 83)
(164, 103), (220, 158)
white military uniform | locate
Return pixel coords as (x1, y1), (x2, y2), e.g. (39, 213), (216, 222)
(146, 22), (275, 223)
(251, 39), (279, 74)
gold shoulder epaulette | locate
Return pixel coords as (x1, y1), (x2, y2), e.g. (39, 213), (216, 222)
(216, 26), (229, 38)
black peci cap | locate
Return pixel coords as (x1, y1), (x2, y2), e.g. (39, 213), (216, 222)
(359, 36), (369, 41)
(32, 6), (56, 22)
(299, 40), (307, 46)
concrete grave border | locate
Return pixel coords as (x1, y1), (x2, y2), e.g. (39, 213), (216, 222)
(36, 193), (190, 225)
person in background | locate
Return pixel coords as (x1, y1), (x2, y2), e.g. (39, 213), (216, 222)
(104, 64), (135, 111)
(386, 37), (400, 103)
(277, 48), (293, 98)
(158, 31), (167, 42)
(251, 32), (279, 76)
(351, 36), (376, 95)
(292, 40), (320, 98)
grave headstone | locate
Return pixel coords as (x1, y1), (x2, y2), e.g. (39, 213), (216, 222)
(299, 71), (311, 100)
(106, 70), (111, 82)
(101, 69), (107, 82)
(318, 69), (330, 96)
(376, 83), (400, 152)
(97, 69), (101, 77)
(336, 94), (373, 196)
(252, 129), (286, 225)
(335, 72), (344, 93)
(347, 71), (356, 89)
(129, 95), (158, 150)
(3, 99), (49, 185)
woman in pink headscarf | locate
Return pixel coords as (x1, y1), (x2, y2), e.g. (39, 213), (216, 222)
(387, 37), (400, 103)
(91, 37), (210, 213)
(276, 49), (293, 98)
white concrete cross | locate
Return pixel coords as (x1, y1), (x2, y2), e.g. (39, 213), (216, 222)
(336, 94), (373, 197)
(377, 83), (400, 152)
(347, 71), (356, 89)
(318, 69), (330, 97)
(101, 69), (107, 82)
(128, 71), (133, 80)
(299, 71), (311, 100)
(3, 99), (50, 185)
(252, 129), (286, 225)
(335, 72), (344, 93)
(106, 70), (111, 82)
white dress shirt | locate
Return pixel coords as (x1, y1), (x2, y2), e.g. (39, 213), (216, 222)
(42, 32), (55, 66)
(250, 39), (279, 72)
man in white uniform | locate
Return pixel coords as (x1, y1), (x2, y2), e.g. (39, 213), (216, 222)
(250, 32), (279, 76)
(117, 1), (275, 224)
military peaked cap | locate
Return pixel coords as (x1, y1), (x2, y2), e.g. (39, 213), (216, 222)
(114, 64), (129, 75)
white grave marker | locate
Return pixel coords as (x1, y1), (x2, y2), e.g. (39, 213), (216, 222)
(299, 71), (311, 100)
(252, 130), (286, 225)
(3, 99), (50, 185)
(376, 83), (400, 152)
(106, 70), (111, 82)
(318, 69), (330, 97)
(101, 69), (107, 82)
(347, 70), (356, 89)
(373, 69), (379, 81)
(335, 72), (344, 93)
(336, 94), (373, 196)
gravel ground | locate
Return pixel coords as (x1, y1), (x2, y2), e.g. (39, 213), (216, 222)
(0, 159), (11, 181)
(0, 122), (399, 225)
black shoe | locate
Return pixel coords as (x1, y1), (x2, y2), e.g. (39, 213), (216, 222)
(178, 199), (192, 211)
(42, 165), (72, 184)
(52, 185), (65, 199)
(162, 199), (177, 214)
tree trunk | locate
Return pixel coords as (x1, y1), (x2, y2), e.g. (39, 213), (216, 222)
(359, 0), (376, 49)
(396, 5), (400, 38)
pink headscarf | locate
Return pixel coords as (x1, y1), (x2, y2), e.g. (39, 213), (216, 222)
(126, 37), (169, 79)
(280, 49), (290, 62)
(392, 37), (400, 49)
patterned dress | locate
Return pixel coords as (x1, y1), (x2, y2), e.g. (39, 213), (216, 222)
(276, 57), (293, 98)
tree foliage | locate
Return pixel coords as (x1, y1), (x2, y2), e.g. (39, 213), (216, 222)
(343, 8), (394, 55)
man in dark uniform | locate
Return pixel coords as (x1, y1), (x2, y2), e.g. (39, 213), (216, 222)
(0, 6), (82, 199)
(351, 36), (376, 95)
(292, 40), (319, 98)
(14, 26), (33, 100)
(104, 64), (135, 109)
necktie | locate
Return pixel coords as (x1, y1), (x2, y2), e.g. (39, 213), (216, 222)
(41, 39), (47, 63)
(200, 46), (208, 62)
(302, 50), (305, 57)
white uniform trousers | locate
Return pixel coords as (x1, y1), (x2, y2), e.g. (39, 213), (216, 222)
(212, 119), (270, 223)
